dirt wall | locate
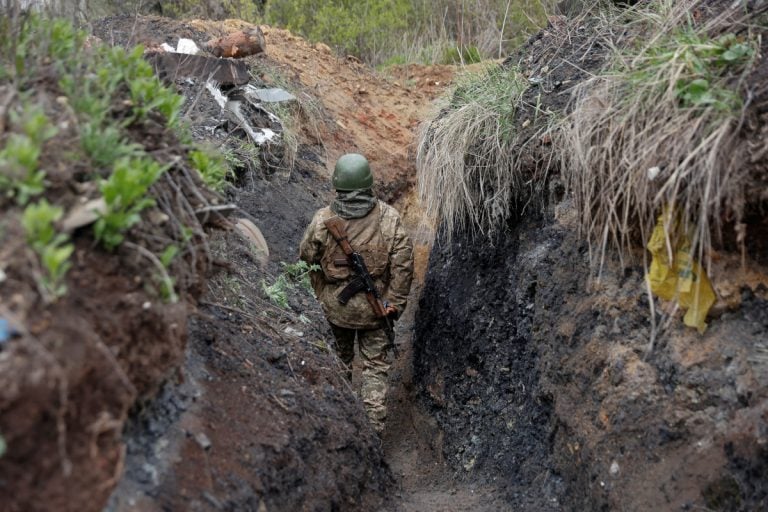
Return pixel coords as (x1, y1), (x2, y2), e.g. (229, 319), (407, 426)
(414, 206), (768, 511)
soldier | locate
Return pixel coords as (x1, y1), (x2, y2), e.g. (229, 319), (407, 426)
(299, 153), (414, 433)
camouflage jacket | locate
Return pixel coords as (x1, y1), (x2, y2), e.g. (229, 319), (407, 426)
(299, 201), (414, 329)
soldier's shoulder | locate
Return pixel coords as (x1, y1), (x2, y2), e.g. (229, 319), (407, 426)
(378, 200), (402, 219)
(312, 206), (333, 221)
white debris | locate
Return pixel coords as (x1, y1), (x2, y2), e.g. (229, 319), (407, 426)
(610, 460), (620, 476)
(252, 128), (277, 144)
(205, 80), (228, 110)
(647, 166), (661, 181)
(284, 327), (304, 337)
(226, 100), (279, 145)
(194, 432), (212, 450)
(243, 85), (296, 104)
(176, 38), (200, 55)
(161, 42), (175, 52)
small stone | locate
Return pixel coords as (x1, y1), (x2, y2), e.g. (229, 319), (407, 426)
(610, 460), (620, 475)
(142, 301), (152, 310)
(194, 432), (212, 450)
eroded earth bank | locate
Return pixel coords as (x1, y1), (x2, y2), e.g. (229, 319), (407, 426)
(1, 2), (768, 512)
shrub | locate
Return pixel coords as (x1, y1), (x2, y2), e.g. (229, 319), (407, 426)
(265, 0), (551, 65)
(262, 260), (320, 308)
(190, 148), (234, 192)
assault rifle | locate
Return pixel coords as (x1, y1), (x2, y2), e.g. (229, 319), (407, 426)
(323, 216), (398, 357)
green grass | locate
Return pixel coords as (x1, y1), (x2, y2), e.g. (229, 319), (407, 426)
(417, 64), (530, 237)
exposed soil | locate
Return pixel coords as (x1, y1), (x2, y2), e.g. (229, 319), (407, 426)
(93, 14), (508, 512)
(5, 5), (768, 512)
(414, 3), (768, 511)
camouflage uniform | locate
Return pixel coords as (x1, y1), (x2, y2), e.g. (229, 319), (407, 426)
(299, 201), (413, 432)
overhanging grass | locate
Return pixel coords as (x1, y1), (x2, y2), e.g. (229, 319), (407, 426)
(417, 65), (530, 238)
(558, 0), (760, 269)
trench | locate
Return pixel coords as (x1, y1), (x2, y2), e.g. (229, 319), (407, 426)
(377, 213), (566, 511)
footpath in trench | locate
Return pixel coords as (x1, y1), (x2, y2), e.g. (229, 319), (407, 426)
(93, 15), (522, 512)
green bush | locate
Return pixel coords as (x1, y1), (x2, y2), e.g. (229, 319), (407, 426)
(262, 260), (320, 308)
(94, 157), (168, 250)
(190, 148), (234, 192)
(0, 106), (57, 205)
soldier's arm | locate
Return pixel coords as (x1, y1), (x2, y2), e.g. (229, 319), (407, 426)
(385, 215), (414, 315)
(299, 215), (327, 297)
(299, 215), (322, 264)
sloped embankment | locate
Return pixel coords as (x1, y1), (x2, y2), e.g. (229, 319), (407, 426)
(415, 1), (768, 510)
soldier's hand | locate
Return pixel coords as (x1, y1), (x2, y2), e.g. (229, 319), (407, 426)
(384, 304), (398, 318)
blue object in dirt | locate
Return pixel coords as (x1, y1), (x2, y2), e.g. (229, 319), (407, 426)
(0, 319), (8, 343)
(0, 318), (13, 344)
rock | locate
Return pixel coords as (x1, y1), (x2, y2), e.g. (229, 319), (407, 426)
(61, 198), (107, 233)
(204, 27), (266, 59)
(233, 218), (269, 268)
(194, 432), (212, 450)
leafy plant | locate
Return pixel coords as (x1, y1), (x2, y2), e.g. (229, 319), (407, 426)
(155, 244), (180, 302)
(262, 274), (291, 309)
(628, 30), (755, 113)
(94, 156), (167, 250)
(262, 260), (320, 308)
(0, 106), (57, 205)
(189, 148), (233, 192)
(282, 260), (320, 294)
(80, 121), (141, 170)
(22, 200), (74, 299)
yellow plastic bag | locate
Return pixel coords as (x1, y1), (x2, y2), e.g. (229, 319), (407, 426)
(646, 208), (716, 333)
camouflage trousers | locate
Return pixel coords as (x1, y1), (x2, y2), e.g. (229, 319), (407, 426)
(329, 323), (391, 433)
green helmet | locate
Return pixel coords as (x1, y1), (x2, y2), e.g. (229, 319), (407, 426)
(332, 153), (373, 191)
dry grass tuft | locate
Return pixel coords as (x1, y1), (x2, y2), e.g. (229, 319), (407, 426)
(558, 0), (763, 269)
(416, 65), (533, 238)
